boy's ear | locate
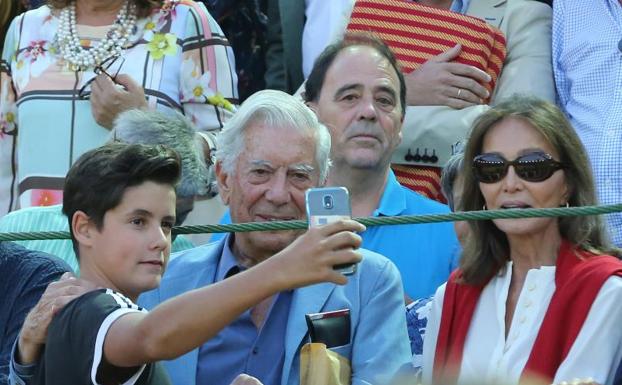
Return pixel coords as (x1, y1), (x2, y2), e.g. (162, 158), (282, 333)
(215, 161), (231, 206)
(71, 210), (95, 248)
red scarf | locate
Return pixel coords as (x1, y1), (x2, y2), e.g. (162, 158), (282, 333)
(433, 240), (622, 384)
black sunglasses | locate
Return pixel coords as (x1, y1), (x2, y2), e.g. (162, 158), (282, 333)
(77, 54), (125, 99)
(473, 151), (564, 183)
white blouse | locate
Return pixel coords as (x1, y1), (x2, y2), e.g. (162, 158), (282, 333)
(422, 261), (622, 385)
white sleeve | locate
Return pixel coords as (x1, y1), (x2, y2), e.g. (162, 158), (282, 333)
(421, 283), (447, 385)
(554, 276), (622, 385)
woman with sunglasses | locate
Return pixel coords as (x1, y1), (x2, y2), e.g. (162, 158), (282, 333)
(0, 0), (237, 216)
(421, 96), (622, 385)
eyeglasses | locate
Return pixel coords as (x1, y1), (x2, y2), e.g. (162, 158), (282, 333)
(77, 54), (125, 99)
(472, 151), (564, 183)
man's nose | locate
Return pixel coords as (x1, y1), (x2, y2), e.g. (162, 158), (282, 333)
(357, 95), (377, 121)
(265, 171), (291, 205)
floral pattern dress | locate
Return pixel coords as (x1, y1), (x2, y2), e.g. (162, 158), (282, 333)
(0, 0), (238, 216)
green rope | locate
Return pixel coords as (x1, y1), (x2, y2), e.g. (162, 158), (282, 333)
(1, 203), (621, 242)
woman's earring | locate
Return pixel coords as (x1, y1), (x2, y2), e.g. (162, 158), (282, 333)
(482, 204), (487, 210)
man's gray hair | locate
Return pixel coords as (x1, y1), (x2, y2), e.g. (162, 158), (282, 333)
(111, 109), (209, 198)
(215, 89), (332, 182)
(440, 151), (464, 211)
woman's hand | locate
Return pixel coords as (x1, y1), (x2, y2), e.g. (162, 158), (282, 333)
(90, 73), (148, 129)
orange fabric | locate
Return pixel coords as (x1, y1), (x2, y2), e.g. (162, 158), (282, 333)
(391, 164), (445, 203)
(347, 0), (507, 101)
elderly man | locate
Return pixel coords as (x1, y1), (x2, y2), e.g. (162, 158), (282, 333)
(138, 89), (411, 385)
(303, 34), (460, 301)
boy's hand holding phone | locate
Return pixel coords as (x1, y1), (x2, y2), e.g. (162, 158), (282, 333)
(306, 187), (359, 275)
(270, 219), (366, 289)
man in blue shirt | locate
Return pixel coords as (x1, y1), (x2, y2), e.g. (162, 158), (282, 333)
(140, 89), (411, 385)
(0, 242), (72, 385)
(303, 34), (460, 301)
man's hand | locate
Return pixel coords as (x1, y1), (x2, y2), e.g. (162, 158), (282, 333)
(229, 374), (264, 385)
(90, 73), (148, 129)
(270, 219), (366, 288)
(404, 44), (492, 109)
(17, 273), (98, 365)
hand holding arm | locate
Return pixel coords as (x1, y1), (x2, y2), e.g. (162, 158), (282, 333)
(16, 273), (98, 365)
(404, 44), (491, 108)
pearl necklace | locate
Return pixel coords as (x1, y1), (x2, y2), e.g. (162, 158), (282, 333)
(56, 0), (137, 71)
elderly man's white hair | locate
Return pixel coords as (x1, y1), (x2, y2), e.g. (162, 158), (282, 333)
(111, 109), (209, 198)
(215, 89), (332, 182)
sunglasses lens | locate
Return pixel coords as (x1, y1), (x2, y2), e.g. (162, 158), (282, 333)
(515, 153), (556, 182)
(473, 154), (507, 183)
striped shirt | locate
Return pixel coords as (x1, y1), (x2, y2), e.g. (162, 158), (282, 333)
(31, 289), (171, 384)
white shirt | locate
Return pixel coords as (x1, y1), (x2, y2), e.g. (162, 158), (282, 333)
(422, 262), (622, 385)
(302, 0), (355, 78)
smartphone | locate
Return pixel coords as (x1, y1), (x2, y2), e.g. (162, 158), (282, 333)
(305, 187), (357, 275)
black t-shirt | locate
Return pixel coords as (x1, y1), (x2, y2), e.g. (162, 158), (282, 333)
(32, 288), (171, 385)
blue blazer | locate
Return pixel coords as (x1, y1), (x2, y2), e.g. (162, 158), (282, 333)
(139, 238), (411, 385)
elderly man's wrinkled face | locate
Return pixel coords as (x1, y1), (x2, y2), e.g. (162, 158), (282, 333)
(216, 121), (320, 263)
(309, 45), (403, 172)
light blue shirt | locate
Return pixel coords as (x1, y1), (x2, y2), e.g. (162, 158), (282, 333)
(195, 235), (291, 385)
(449, 0), (469, 14)
(214, 171), (459, 299)
(360, 170), (459, 299)
(410, 0), (470, 13)
(553, 0), (622, 246)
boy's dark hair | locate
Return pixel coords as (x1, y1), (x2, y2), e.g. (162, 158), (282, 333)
(303, 32), (406, 118)
(63, 143), (181, 259)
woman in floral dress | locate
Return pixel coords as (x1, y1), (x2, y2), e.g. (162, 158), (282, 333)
(0, 0), (238, 216)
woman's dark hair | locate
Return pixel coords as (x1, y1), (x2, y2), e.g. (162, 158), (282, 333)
(47, 0), (163, 18)
(460, 95), (621, 285)
(63, 142), (180, 259)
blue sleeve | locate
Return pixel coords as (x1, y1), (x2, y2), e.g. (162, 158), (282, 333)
(8, 339), (34, 385)
(0, 243), (71, 384)
(351, 258), (412, 385)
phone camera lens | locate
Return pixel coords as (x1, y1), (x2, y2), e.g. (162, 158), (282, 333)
(322, 195), (334, 209)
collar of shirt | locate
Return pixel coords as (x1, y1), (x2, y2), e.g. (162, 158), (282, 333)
(410, 0), (470, 13)
(373, 170), (408, 217)
(450, 0), (470, 14)
(216, 234), (246, 282)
